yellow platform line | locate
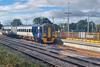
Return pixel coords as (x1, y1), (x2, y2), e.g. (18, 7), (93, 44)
(65, 38), (100, 44)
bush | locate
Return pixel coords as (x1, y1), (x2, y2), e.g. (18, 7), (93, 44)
(0, 44), (44, 67)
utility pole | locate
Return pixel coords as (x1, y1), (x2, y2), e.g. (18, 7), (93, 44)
(67, 0), (70, 34)
(87, 13), (90, 33)
(65, 0), (71, 38)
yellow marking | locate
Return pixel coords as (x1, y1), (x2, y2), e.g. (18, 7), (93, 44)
(43, 33), (46, 37)
(43, 38), (47, 43)
(48, 27), (51, 38)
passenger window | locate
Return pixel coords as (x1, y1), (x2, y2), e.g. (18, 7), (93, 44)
(29, 29), (30, 32)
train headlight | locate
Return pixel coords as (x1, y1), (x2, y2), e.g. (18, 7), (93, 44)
(38, 27), (40, 30)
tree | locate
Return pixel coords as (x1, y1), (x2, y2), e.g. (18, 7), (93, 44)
(76, 19), (96, 32)
(11, 19), (22, 26)
(33, 17), (52, 24)
(59, 23), (68, 31)
(76, 19), (87, 32)
(69, 23), (77, 32)
(96, 24), (100, 32)
(59, 19), (96, 32)
(53, 24), (61, 31)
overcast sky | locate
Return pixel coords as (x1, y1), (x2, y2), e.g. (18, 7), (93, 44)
(0, 0), (100, 24)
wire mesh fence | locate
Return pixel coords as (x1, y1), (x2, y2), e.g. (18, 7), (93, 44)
(61, 32), (100, 41)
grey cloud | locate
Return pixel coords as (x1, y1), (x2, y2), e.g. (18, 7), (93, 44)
(74, 0), (100, 10)
(47, 0), (100, 12)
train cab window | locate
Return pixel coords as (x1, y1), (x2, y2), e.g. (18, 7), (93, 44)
(43, 26), (47, 33)
(40, 27), (42, 33)
(32, 27), (38, 34)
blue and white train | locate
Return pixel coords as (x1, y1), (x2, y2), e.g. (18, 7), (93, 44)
(2, 23), (63, 44)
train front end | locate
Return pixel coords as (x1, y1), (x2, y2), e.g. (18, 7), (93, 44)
(32, 24), (57, 43)
(42, 23), (56, 43)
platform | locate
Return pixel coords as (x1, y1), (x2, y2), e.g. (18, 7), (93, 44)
(63, 39), (100, 53)
(62, 39), (100, 47)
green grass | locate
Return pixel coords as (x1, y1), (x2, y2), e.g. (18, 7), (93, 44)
(0, 44), (46, 67)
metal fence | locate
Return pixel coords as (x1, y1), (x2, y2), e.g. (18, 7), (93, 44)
(61, 32), (100, 41)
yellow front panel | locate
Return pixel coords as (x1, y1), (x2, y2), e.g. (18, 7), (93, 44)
(51, 38), (55, 42)
(55, 32), (58, 37)
(43, 33), (46, 37)
(48, 27), (51, 38)
(43, 38), (47, 43)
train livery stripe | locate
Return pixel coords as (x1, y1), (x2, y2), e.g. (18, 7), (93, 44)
(48, 27), (51, 38)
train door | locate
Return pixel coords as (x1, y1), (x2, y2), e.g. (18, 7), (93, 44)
(42, 24), (53, 43)
(32, 26), (42, 42)
(11, 26), (17, 34)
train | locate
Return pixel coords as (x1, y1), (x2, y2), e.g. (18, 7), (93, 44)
(2, 23), (63, 44)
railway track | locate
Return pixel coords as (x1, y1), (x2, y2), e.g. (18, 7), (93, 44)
(0, 35), (100, 67)
(0, 36), (82, 67)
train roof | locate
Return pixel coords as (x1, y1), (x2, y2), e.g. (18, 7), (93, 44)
(3, 24), (41, 29)
(3, 25), (32, 27)
(3, 23), (53, 29)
